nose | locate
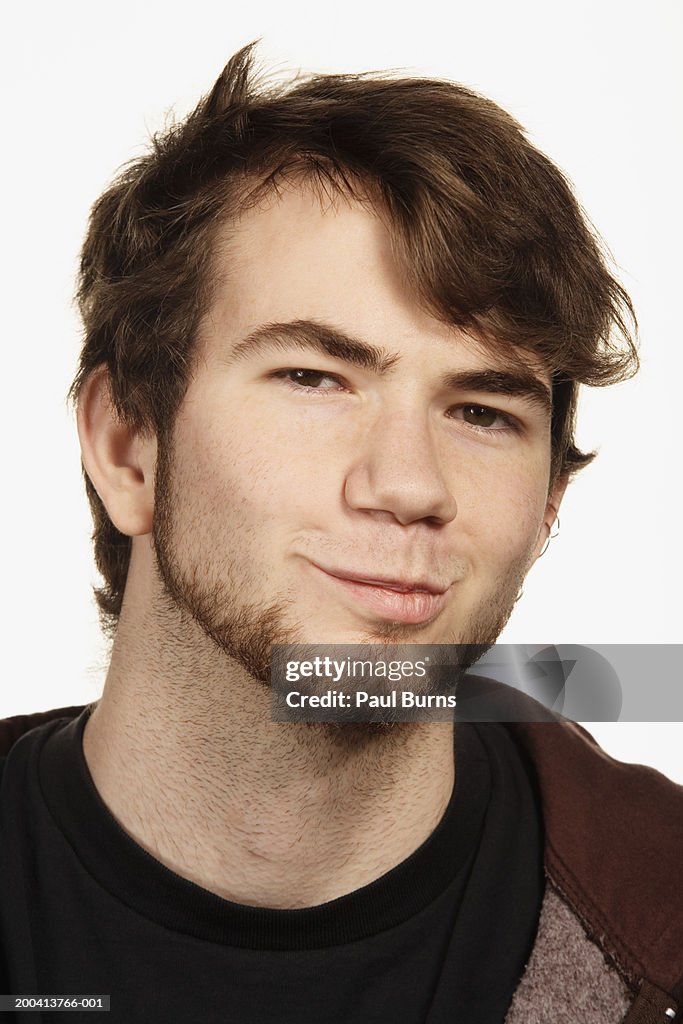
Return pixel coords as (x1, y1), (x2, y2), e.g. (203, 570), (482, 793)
(344, 408), (458, 526)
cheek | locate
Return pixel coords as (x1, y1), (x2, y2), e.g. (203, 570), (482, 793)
(175, 400), (327, 533)
(456, 459), (549, 565)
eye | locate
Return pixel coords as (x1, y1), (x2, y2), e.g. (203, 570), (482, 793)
(275, 368), (346, 391)
(448, 403), (517, 432)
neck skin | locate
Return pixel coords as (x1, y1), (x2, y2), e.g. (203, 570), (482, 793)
(83, 544), (455, 910)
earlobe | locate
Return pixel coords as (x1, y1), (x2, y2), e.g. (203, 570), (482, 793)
(76, 367), (157, 537)
(532, 475), (568, 563)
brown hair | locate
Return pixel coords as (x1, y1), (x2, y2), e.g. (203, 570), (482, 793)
(69, 43), (638, 632)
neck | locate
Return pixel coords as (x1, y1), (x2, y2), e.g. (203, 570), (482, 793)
(83, 574), (455, 909)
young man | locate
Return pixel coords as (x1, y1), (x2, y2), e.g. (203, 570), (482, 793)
(1, 45), (681, 1023)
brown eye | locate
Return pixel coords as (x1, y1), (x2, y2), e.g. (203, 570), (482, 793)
(286, 369), (340, 389)
(462, 404), (499, 428)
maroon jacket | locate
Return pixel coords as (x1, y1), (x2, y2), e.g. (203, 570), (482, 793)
(1, 706), (681, 1023)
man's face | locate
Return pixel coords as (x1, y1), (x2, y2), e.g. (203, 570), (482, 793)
(153, 184), (558, 680)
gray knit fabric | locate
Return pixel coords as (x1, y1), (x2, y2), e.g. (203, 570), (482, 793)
(505, 887), (634, 1023)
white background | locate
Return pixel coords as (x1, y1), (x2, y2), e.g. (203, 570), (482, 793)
(2, 1), (681, 781)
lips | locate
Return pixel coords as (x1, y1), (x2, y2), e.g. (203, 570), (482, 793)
(311, 564), (451, 625)
(323, 569), (447, 595)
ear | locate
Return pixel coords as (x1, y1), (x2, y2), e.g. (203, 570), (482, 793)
(76, 367), (157, 537)
(531, 474), (568, 563)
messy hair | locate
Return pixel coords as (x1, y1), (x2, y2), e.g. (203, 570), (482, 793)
(69, 43), (638, 631)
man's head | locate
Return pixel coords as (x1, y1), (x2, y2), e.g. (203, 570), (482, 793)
(72, 44), (637, 664)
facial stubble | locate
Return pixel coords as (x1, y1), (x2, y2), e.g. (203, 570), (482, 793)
(152, 434), (532, 706)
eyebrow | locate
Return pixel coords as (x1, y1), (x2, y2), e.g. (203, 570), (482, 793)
(440, 369), (552, 415)
(229, 320), (400, 374)
(228, 319), (552, 415)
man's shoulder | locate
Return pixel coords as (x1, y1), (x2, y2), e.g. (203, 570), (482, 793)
(1, 702), (681, 1011)
(0, 705), (87, 759)
(508, 717), (683, 1011)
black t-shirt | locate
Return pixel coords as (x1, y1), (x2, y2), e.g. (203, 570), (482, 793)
(0, 709), (544, 1023)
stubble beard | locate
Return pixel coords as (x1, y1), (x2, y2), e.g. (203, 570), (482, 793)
(152, 435), (530, 699)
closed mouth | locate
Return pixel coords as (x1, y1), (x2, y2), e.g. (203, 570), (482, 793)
(318, 567), (449, 596)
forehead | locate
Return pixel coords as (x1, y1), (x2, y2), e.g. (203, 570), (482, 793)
(211, 183), (402, 328)
(203, 182), (549, 383)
